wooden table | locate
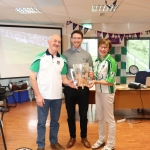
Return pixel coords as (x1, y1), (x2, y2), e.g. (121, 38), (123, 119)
(89, 85), (150, 110)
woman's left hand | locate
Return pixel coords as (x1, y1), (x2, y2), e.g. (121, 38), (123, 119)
(87, 80), (95, 88)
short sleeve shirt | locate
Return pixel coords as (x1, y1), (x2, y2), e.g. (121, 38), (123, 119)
(94, 54), (117, 93)
(30, 49), (67, 99)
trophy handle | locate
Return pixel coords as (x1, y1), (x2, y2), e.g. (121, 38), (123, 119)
(70, 69), (75, 81)
(70, 69), (78, 86)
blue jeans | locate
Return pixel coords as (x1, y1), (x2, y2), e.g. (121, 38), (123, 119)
(36, 99), (62, 148)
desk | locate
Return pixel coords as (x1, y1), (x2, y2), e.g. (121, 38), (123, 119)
(115, 85), (150, 109)
(89, 85), (150, 110)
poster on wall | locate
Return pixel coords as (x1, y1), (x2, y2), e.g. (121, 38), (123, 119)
(108, 38), (120, 44)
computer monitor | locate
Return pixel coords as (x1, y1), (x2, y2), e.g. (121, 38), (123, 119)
(145, 77), (150, 88)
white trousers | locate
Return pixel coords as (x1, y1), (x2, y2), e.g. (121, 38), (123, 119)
(95, 92), (116, 148)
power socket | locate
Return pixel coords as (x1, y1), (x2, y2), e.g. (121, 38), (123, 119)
(117, 118), (126, 123)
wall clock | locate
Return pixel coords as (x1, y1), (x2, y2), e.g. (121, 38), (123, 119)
(129, 65), (139, 75)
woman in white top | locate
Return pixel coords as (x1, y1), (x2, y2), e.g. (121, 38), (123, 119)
(89, 38), (117, 150)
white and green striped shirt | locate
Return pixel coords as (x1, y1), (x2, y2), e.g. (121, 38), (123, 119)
(94, 54), (117, 93)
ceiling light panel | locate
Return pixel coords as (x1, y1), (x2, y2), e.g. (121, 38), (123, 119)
(15, 7), (42, 14)
(92, 4), (119, 12)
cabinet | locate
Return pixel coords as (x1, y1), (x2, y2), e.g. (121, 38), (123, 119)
(8, 90), (29, 104)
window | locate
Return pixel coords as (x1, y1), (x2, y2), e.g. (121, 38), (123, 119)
(125, 37), (150, 73)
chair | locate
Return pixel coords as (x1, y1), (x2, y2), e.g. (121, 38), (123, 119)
(0, 86), (17, 112)
(0, 105), (8, 150)
(0, 118), (7, 150)
(135, 71), (150, 84)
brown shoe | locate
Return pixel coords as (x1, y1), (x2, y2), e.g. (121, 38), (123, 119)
(81, 138), (91, 148)
(51, 142), (65, 150)
(37, 148), (45, 150)
(67, 138), (76, 148)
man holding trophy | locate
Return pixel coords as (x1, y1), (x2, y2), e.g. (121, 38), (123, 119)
(62, 30), (93, 149)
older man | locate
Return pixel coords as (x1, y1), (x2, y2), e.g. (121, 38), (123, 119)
(30, 34), (74, 150)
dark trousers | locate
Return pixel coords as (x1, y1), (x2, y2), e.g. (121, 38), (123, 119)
(64, 86), (90, 138)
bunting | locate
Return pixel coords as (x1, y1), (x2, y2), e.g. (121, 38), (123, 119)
(146, 30), (150, 34)
(120, 34), (124, 41)
(84, 27), (89, 35)
(79, 25), (83, 31)
(73, 23), (78, 30)
(66, 20), (148, 41)
(136, 32), (140, 39)
(66, 21), (72, 25)
(131, 33), (135, 38)
(66, 21), (72, 33)
(114, 34), (118, 39)
(103, 32), (107, 38)
(97, 31), (101, 37)
(125, 34), (129, 39)
(108, 33), (113, 38)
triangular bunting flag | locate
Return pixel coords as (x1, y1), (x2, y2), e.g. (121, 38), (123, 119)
(84, 27), (89, 35)
(125, 34), (129, 39)
(130, 33), (135, 38)
(146, 31), (149, 34)
(97, 31), (101, 37)
(136, 32), (140, 39)
(108, 33), (113, 38)
(119, 34), (124, 41)
(114, 34), (118, 39)
(103, 32), (107, 38)
(73, 23), (78, 30)
(79, 25), (83, 31)
(66, 21), (72, 25)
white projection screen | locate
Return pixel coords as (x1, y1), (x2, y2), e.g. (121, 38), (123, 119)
(0, 25), (62, 78)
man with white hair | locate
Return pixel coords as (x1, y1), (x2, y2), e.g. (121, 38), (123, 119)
(30, 34), (74, 150)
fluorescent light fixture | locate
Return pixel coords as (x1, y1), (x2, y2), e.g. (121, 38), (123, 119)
(15, 7), (42, 14)
(81, 23), (92, 29)
(92, 4), (119, 12)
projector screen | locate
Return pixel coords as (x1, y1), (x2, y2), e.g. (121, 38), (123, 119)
(0, 25), (62, 78)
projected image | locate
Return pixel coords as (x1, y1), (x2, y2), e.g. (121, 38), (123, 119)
(0, 25), (62, 78)
(1, 29), (49, 64)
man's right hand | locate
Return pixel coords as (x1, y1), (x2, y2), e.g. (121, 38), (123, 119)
(36, 95), (45, 107)
(68, 80), (78, 89)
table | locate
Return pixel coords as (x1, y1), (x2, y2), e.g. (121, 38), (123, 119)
(89, 85), (150, 110)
